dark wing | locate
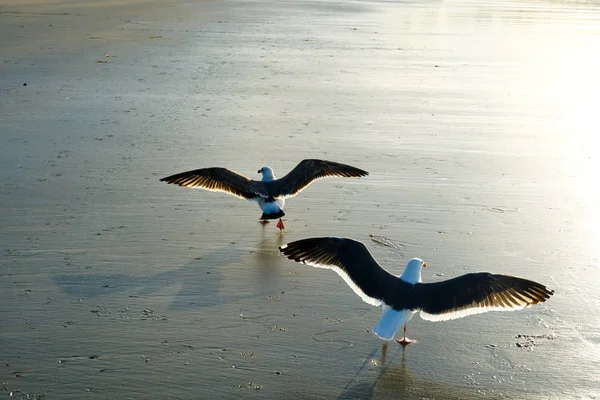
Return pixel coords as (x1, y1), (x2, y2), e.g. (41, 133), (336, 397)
(407, 273), (554, 321)
(279, 237), (401, 307)
(272, 159), (368, 198)
(160, 167), (268, 200)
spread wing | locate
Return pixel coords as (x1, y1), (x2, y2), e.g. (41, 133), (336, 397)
(272, 160), (368, 198)
(408, 273), (554, 321)
(160, 167), (268, 200)
(280, 237), (555, 320)
(279, 237), (402, 307)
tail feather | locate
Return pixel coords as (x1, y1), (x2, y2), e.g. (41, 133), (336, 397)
(260, 209), (285, 220)
(373, 306), (415, 340)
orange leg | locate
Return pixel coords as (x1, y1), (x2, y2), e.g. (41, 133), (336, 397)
(276, 218), (285, 230)
(395, 324), (416, 346)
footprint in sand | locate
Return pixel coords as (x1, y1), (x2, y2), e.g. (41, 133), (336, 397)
(369, 234), (406, 251)
(485, 206), (519, 213)
(334, 211), (350, 221)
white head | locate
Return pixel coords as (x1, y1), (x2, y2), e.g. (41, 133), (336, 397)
(258, 166), (276, 182)
(399, 258), (427, 284)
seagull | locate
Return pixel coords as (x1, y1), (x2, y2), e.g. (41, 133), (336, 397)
(279, 237), (554, 345)
(160, 159), (368, 230)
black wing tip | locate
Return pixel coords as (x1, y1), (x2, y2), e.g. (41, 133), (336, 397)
(278, 238), (317, 255)
(504, 279), (554, 306)
(539, 286), (555, 301)
(278, 237), (347, 262)
(523, 279), (555, 302)
(335, 164), (369, 178)
(301, 159), (369, 177)
(278, 241), (301, 262)
(501, 275), (555, 304)
(160, 176), (178, 184)
(159, 167), (222, 184)
(159, 175), (193, 187)
(350, 168), (369, 177)
(160, 171), (191, 184)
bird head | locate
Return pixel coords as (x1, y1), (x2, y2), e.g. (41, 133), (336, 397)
(399, 258), (426, 284)
(258, 166), (275, 182)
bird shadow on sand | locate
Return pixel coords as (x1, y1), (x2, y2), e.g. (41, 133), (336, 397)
(336, 344), (486, 400)
(51, 234), (286, 311)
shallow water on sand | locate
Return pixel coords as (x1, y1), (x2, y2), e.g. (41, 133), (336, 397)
(1, 0), (599, 398)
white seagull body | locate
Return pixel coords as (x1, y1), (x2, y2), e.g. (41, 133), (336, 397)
(160, 159), (368, 230)
(279, 237), (554, 344)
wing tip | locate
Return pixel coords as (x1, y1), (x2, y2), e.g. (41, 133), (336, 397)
(278, 237), (342, 263)
(527, 283), (555, 303)
(159, 175), (183, 185)
(342, 167), (368, 178)
(278, 243), (298, 262)
(305, 159), (369, 177)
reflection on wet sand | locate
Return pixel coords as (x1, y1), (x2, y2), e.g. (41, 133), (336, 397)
(254, 231), (285, 287)
(338, 344), (495, 400)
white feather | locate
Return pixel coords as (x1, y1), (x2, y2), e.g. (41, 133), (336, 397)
(299, 260), (382, 307)
(420, 303), (529, 322)
(257, 197), (285, 213)
(373, 305), (415, 340)
(399, 258), (424, 284)
(259, 167), (276, 181)
(190, 185), (266, 200)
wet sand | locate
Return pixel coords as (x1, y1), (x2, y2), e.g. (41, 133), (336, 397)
(1, 0), (600, 398)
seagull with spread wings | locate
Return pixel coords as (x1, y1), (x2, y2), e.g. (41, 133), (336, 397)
(160, 160), (368, 230)
(279, 237), (554, 345)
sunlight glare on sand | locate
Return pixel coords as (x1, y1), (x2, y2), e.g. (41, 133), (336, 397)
(556, 47), (600, 250)
(514, 27), (600, 256)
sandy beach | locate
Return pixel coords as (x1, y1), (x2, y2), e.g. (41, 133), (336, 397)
(1, 0), (600, 398)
